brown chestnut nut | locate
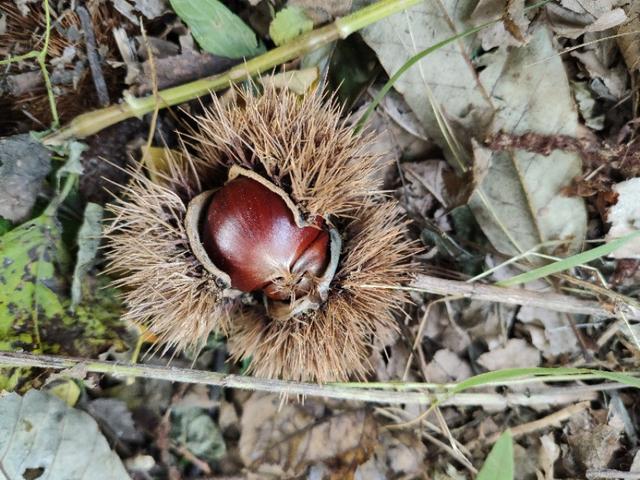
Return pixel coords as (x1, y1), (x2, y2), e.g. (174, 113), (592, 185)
(202, 175), (330, 300)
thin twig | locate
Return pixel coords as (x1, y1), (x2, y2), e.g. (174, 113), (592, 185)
(0, 351), (625, 406)
(586, 470), (640, 479)
(364, 275), (640, 320)
(76, 5), (110, 106)
(465, 401), (590, 450)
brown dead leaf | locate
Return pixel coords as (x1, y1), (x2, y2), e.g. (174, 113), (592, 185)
(239, 393), (378, 478)
(567, 425), (621, 471)
(288, 0), (351, 25)
(618, 3), (640, 73)
(355, 430), (428, 479)
(563, 409), (623, 474)
(471, 0), (529, 50)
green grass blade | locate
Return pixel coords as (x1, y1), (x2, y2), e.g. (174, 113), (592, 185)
(496, 231), (640, 287)
(450, 366), (640, 396)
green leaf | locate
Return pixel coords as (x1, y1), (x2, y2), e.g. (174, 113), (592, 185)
(477, 430), (514, 480)
(0, 204), (123, 358)
(71, 203), (104, 307)
(269, 6), (313, 47)
(0, 214), (70, 352)
(0, 217), (13, 236)
(172, 406), (226, 462)
(170, 0), (264, 58)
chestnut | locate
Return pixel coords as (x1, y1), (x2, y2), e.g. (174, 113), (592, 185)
(106, 83), (414, 382)
(202, 175), (330, 301)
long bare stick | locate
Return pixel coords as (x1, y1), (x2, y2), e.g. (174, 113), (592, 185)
(400, 275), (640, 320)
(43, 0), (419, 144)
(0, 351), (625, 407)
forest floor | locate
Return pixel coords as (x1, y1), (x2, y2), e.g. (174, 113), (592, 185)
(1, 0), (640, 479)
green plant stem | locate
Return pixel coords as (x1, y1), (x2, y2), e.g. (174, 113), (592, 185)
(38, 0), (59, 127)
(0, 0), (59, 126)
(0, 51), (39, 65)
(44, 0), (420, 145)
(44, 170), (76, 216)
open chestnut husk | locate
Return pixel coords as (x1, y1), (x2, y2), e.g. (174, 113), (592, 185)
(105, 84), (414, 382)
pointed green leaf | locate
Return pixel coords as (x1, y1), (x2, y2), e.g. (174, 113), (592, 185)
(477, 430), (514, 480)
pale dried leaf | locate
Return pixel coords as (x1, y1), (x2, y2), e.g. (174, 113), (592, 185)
(546, 1), (623, 38)
(424, 349), (472, 383)
(362, 5), (586, 257)
(560, 0), (616, 17)
(471, 0), (529, 50)
(517, 306), (580, 357)
(631, 450), (640, 472)
(71, 203), (103, 307)
(538, 433), (560, 480)
(572, 81), (605, 130)
(571, 47), (628, 99)
(131, 0), (166, 19)
(477, 338), (541, 370)
(585, 8), (628, 32)
(469, 27), (586, 256)
(259, 68), (319, 95)
(360, 0), (495, 162)
(605, 178), (640, 258)
(0, 390), (129, 480)
(617, 3), (640, 72)
(608, 394), (636, 444)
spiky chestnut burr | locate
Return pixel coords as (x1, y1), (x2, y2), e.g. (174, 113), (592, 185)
(105, 84), (414, 382)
